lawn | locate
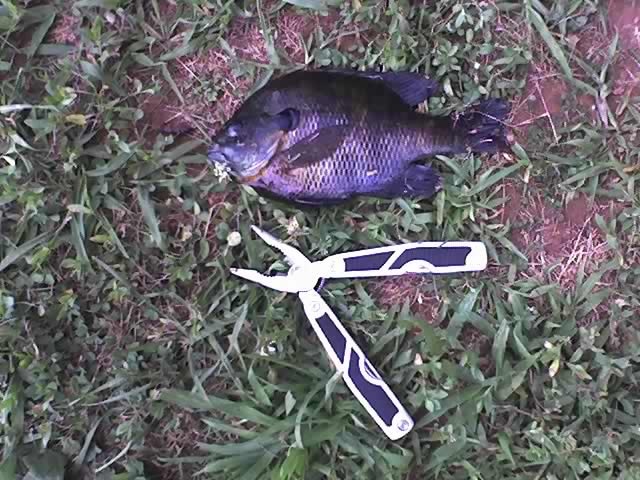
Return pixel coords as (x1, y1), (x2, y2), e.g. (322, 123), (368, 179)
(1, 0), (639, 479)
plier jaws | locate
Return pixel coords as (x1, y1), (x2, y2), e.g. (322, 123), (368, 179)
(248, 225), (310, 268)
(230, 225), (319, 293)
(229, 264), (320, 293)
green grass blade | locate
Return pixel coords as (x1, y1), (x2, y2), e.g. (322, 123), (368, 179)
(0, 454), (17, 480)
(527, 2), (574, 81)
(73, 418), (102, 467)
(161, 389), (278, 426)
(492, 319), (510, 378)
(23, 7), (56, 57)
(0, 231), (51, 273)
(85, 152), (134, 177)
(466, 163), (522, 197)
(424, 439), (468, 472)
(136, 186), (165, 250)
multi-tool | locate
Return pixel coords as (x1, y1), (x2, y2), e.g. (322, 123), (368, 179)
(231, 225), (487, 441)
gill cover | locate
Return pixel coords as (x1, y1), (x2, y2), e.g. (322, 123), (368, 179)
(208, 108), (300, 178)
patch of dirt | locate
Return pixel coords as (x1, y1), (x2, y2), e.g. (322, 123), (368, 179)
(565, 194), (591, 226)
(500, 182), (522, 224)
(498, 186), (634, 333)
(567, 16), (611, 64)
(275, 11), (314, 64)
(459, 325), (492, 369)
(136, 5), (364, 144)
(509, 0), (640, 142)
(607, 1), (640, 53)
(156, 0), (178, 23)
(142, 14), (275, 140)
(499, 185), (625, 290)
(495, 8), (573, 144)
(509, 73), (570, 145)
(563, 0), (640, 118)
(138, 92), (192, 137)
(49, 13), (81, 46)
(370, 274), (442, 326)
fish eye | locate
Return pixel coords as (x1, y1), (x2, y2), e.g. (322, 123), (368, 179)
(227, 122), (243, 138)
(223, 125), (246, 145)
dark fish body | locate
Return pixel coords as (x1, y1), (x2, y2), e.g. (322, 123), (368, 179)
(208, 69), (511, 205)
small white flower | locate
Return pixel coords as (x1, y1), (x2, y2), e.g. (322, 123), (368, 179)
(287, 217), (300, 235)
(227, 231), (242, 247)
(210, 161), (231, 182)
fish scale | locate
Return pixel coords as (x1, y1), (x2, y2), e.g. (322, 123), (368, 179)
(262, 119), (426, 198)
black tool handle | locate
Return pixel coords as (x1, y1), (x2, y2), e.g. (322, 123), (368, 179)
(320, 242), (487, 278)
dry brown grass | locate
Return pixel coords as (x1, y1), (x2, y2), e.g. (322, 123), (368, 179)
(49, 13), (81, 45)
(275, 9), (314, 64)
(143, 9), (303, 137)
(142, 408), (214, 480)
(371, 274), (442, 326)
(139, 5), (354, 138)
(499, 183), (621, 291)
(487, 7), (575, 154)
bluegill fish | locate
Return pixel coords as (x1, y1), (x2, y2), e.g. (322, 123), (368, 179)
(208, 68), (511, 205)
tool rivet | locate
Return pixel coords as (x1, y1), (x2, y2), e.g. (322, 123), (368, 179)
(398, 419), (411, 431)
(311, 301), (321, 313)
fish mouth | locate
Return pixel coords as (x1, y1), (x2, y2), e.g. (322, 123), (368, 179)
(236, 160), (269, 180)
(207, 145), (255, 179)
(207, 145), (228, 166)
(207, 134), (281, 180)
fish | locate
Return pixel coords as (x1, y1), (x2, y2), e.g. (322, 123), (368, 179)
(207, 68), (511, 205)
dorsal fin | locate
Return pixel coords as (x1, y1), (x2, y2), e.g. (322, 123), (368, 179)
(320, 68), (439, 108)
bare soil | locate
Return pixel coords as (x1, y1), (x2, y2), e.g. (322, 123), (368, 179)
(501, 181), (624, 290)
(49, 13), (81, 45)
(502, 0), (636, 293)
(371, 274), (442, 326)
(510, 0), (640, 143)
(510, 75), (569, 144)
(137, 6), (351, 141)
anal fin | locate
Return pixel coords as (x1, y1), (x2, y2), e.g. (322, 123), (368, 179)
(370, 163), (441, 199)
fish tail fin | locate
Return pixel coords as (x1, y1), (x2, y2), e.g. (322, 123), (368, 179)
(455, 98), (511, 153)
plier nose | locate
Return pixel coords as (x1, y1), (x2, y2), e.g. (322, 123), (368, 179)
(246, 225), (310, 267)
(229, 226), (319, 293)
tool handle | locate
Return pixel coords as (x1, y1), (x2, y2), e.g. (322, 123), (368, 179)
(298, 289), (414, 441)
(318, 241), (487, 278)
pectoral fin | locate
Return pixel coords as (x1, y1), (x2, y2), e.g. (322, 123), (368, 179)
(283, 125), (350, 171)
(322, 68), (439, 108)
(273, 108), (300, 132)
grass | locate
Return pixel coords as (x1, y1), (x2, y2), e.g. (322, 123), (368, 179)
(1, 0), (639, 479)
